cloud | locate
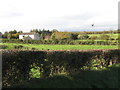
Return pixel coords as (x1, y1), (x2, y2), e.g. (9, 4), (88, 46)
(61, 12), (99, 21)
(59, 24), (118, 32)
(0, 0), (119, 33)
(2, 12), (24, 18)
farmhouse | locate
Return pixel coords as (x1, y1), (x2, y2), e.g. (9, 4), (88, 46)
(19, 32), (40, 40)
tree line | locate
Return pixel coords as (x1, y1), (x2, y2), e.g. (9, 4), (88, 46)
(0, 29), (119, 40)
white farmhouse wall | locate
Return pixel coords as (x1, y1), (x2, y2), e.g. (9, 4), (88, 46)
(19, 33), (40, 40)
(19, 35), (24, 39)
(19, 35), (34, 39)
(34, 33), (40, 40)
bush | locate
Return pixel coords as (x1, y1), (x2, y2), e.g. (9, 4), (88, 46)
(2, 49), (120, 87)
(89, 36), (97, 40)
(99, 34), (110, 40)
(2, 50), (46, 87)
(78, 34), (89, 40)
(0, 45), (8, 49)
(14, 45), (24, 49)
(1, 38), (119, 45)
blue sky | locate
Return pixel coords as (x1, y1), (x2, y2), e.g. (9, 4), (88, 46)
(0, 0), (119, 33)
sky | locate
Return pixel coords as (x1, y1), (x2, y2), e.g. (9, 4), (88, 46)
(0, 0), (119, 33)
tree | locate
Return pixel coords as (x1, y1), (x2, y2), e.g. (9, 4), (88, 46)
(11, 33), (19, 39)
(40, 33), (44, 40)
(7, 33), (12, 39)
(89, 36), (97, 40)
(30, 29), (39, 33)
(77, 34), (89, 39)
(99, 34), (110, 40)
(9, 30), (17, 34)
(51, 29), (59, 33)
(3, 32), (8, 38)
(50, 32), (73, 40)
(77, 34), (82, 39)
(18, 31), (23, 33)
(0, 32), (2, 38)
(69, 34), (78, 40)
(2, 30), (21, 39)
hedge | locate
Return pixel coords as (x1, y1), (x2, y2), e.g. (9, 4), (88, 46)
(0, 39), (119, 45)
(1, 49), (120, 87)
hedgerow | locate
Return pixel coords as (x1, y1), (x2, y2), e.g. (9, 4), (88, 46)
(0, 45), (8, 49)
(0, 39), (119, 45)
(1, 49), (120, 87)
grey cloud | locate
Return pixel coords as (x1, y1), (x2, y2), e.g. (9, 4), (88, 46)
(2, 12), (24, 18)
(58, 24), (118, 32)
(61, 12), (99, 21)
(96, 24), (118, 27)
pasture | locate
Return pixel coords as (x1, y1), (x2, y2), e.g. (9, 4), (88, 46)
(0, 43), (118, 50)
(88, 33), (119, 39)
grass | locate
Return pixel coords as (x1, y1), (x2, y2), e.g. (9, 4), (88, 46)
(10, 63), (120, 88)
(0, 43), (118, 50)
(88, 33), (119, 39)
(76, 39), (118, 41)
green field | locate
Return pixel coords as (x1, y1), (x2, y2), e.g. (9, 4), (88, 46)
(88, 33), (119, 39)
(75, 39), (118, 42)
(0, 43), (118, 50)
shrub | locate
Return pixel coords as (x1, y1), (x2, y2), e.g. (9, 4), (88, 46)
(1, 38), (119, 45)
(89, 36), (97, 40)
(78, 34), (89, 40)
(2, 50), (46, 87)
(14, 45), (24, 49)
(31, 48), (37, 50)
(0, 45), (8, 49)
(99, 34), (110, 40)
(2, 49), (120, 87)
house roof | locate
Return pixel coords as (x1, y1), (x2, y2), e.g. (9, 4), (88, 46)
(19, 32), (35, 35)
(23, 36), (32, 40)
